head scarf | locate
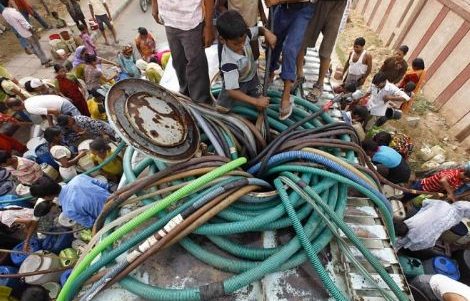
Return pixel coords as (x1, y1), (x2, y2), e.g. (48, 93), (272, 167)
(73, 46), (86, 67)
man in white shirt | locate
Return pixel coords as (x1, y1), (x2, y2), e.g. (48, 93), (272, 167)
(6, 95), (81, 126)
(88, 0), (118, 45)
(1, 0), (51, 66)
(151, 0), (214, 104)
(365, 71), (410, 130)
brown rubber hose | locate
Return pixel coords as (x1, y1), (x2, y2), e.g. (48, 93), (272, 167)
(104, 185), (260, 290)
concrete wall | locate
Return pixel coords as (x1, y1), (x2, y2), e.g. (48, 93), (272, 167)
(354, 0), (470, 149)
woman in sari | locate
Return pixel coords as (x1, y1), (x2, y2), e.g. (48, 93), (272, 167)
(399, 58), (426, 114)
(54, 64), (90, 116)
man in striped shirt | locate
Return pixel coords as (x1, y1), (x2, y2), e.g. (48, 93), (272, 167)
(406, 169), (470, 203)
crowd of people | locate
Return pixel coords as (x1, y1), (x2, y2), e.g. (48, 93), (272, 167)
(0, 0), (469, 300)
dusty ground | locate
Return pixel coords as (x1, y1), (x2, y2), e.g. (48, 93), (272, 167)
(335, 11), (470, 170)
(0, 0), (67, 63)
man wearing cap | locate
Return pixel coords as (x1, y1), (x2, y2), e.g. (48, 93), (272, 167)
(30, 175), (110, 228)
(6, 95), (81, 126)
(24, 78), (59, 96)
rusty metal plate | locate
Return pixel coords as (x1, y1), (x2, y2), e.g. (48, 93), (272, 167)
(125, 91), (187, 147)
(106, 78), (200, 163)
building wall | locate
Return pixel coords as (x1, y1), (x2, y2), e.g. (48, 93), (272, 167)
(354, 0), (470, 148)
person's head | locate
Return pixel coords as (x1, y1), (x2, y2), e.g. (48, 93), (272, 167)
(372, 72), (387, 89)
(353, 37), (366, 54)
(44, 126), (63, 144)
(351, 106), (369, 123)
(344, 82), (357, 93)
(395, 45), (409, 60)
(373, 131), (392, 146)
(149, 56), (158, 64)
(30, 176), (62, 201)
(33, 198), (53, 218)
(404, 82), (416, 93)
(85, 54), (98, 65)
(122, 44), (133, 58)
(462, 168), (470, 183)
(21, 285), (52, 301)
(216, 10), (247, 54)
(412, 58), (425, 71)
(77, 23), (87, 33)
(138, 27), (148, 37)
(362, 139), (379, 156)
(5, 97), (24, 111)
(54, 64), (67, 78)
(394, 221), (409, 237)
(0, 150), (15, 167)
(64, 60), (73, 72)
(26, 78), (48, 93)
(90, 137), (110, 158)
(51, 11), (59, 19)
(56, 114), (73, 127)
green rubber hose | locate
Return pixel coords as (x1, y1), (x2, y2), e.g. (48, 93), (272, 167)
(57, 157), (247, 301)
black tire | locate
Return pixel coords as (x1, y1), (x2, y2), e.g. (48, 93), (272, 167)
(140, 0), (148, 12)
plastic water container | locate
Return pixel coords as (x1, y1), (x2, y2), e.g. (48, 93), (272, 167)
(423, 256), (460, 280)
(41, 227), (73, 254)
(0, 195), (32, 209)
(19, 250), (61, 284)
(10, 238), (41, 266)
(441, 221), (469, 244)
(42, 282), (61, 299)
(59, 248), (78, 267)
(35, 143), (59, 170)
(41, 163), (59, 181)
(0, 266), (24, 293)
(398, 256), (424, 278)
(391, 199), (406, 221)
(455, 219), (470, 246)
(60, 269), (72, 286)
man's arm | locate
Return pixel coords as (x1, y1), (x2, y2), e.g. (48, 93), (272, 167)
(203, 0), (215, 47)
(89, 3), (96, 21)
(227, 89), (269, 109)
(361, 53), (373, 84)
(151, 0), (162, 24)
(440, 177), (456, 202)
(15, 219), (38, 252)
(103, 2), (112, 20)
(343, 52), (351, 78)
(10, 86), (28, 100)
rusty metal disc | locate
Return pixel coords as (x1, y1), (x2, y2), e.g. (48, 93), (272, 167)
(106, 78), (200, 163)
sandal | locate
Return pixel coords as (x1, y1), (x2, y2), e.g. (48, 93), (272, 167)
(305, 82), (323, 102)
(279, 96), (294, 121)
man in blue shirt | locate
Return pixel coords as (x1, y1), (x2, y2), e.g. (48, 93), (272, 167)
(362, 139), (411, 184)
(30, 174), (110, 228)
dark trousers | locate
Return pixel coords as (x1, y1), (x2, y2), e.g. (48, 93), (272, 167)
(165, 23), (211, 104)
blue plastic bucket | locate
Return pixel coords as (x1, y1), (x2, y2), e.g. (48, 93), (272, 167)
(41, 227), (73, 254)
(10, 238), (41, 266)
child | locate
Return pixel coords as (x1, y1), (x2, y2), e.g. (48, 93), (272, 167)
(78, 24), (96, 56)
(216, 10), (276, 112)
(51, 11), (67, 29)
(117, 44), (140, 78)
(0, 150), (43, 185)
(89, 137), (122, 182)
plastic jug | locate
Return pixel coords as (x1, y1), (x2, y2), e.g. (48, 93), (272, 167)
(59, 248), (78, 267)
(42, 282), (61, 299)
(423, 256), (460, 280)
(0, 266), (24, 294)
(60, 269), (72, 286)
(41, 227), (73, 254)
(19, 250), (62, 284)
(398, 256), (424, 278)
(10, 238), (41, 266)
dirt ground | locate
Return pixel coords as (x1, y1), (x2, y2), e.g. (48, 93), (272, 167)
(0, 0), (67, 63)
(335, 11), (470, 170)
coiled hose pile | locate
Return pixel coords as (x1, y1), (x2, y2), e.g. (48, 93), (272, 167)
(57, 90), (411, 301)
